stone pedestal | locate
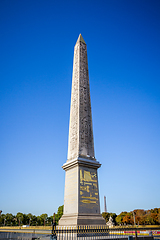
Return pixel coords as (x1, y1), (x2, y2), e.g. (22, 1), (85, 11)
(59, 157), (106, 226)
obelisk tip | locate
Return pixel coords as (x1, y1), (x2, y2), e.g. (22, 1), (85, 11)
(76, 33), (86, 44)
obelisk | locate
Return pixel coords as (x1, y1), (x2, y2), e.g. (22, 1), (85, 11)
(59, 34), (105, 226)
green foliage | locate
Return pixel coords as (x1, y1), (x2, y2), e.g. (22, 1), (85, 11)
(102, 212), (117, 224)
(116, 212), (127, 225)
(110, 213), (117, 223)
(5, 213), (14, 226)
(0, 205), (64, 226)
(55, 205), (63, 225)
(102, 212), (110, 222)
(0, 214), (5, 226)
(47, 216), (53, 226)
(57, 206), (63, 219)
(39, 214), (48, 226)
(30, 215), (37, 226)
(1, 206), (159, 226)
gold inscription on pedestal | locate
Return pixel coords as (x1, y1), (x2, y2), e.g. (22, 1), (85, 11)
(79, 168), (99, 208)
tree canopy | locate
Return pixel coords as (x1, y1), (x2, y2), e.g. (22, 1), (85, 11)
(115, 208), (160, 225)
(1, 207), (160, 226)
(0, 205), (64, 226)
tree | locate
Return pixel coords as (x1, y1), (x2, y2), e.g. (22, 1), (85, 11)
(102, 212), (110, 222)
(55, 205), (63, 225)
(116, 212), (127, 225)
(47, 216), (53, 226)
(134, 209), (146, 225)
(122, 213), (133, 225)
(40, 214), (48, 226)
(158, 212), (160, 224)
(26, 213), (33, 226)
(4, 213), (14, 226)
(102, 212), (117, 224)
(110, 213), (117, 224)
(150, 213), (158, 225)
(2, 207), (159, 226)
(31, 215), (37, 226)
(0, 214), (6, 226)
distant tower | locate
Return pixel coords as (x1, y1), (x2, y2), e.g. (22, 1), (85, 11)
(104, 196), (107, 212)
(59, 34), (106, 226)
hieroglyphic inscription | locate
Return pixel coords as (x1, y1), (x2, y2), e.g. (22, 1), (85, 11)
(79, 168), (99, 211)
(79, 42), (94, 158)
(67, 38), (95, 161)
(67, 43), (79, 161)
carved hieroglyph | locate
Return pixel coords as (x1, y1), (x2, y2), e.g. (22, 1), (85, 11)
(67, 34), (95, 161)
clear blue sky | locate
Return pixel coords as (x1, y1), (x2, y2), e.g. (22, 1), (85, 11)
(0, 0), (160, 217)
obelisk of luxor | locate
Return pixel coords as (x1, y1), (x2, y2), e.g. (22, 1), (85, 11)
(59, 34), (106, 226)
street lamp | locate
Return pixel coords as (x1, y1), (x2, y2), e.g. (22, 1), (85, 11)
(133, 211), (136, 225)
(19, 218), (21, 226)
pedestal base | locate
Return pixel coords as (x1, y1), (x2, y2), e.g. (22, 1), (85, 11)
(58, 213), (106, 226)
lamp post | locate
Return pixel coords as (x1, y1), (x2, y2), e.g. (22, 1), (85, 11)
(133, 211), (136, 225)
(133, 212), (137, 240)
(51, 213), (57, 240)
